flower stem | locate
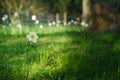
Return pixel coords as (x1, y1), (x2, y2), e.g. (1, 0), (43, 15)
(26, 42), (30, 80)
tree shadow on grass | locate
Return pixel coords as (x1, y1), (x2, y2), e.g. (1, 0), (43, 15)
(50, 31), (120, 80)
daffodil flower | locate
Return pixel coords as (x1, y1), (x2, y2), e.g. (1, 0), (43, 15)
(26, 32), (38, 43)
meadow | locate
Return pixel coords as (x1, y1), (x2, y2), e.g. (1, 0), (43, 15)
(0, 25), (119, 80)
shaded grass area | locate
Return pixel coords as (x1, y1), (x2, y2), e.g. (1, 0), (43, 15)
(0, 26), (120, 80)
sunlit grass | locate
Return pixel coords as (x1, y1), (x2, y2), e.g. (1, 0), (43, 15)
(0, 25), (119, 80)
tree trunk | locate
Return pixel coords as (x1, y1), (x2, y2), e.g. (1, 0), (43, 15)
(82, 0), (92, 24)
(56, 13), (59, 24)
(9, 14), (19, 25)
(63, 12), (67, 26)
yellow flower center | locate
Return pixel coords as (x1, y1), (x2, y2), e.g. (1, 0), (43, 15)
(30, 34), (35, 39)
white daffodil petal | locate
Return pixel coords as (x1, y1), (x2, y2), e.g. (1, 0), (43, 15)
(32, 39), (37, 43)
(36, 36), (38, 39)
(27, 35), (32, 41)
(26, 35), (29, 39)
(31, 32), (36, 35)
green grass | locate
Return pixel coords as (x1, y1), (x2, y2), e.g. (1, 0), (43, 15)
(0, 25), (120, 80)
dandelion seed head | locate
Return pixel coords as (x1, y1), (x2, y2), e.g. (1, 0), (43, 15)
(81, 21), (86, 26)
(14, 12), (19, 17)
(18, 24), (22, 29)
(35, 20), (39, 24)
(85, 24), (88, 27)
(48, 22), (52, 26)
(39, 25), (43, 28)
(2, 14), (8, 22)
(32, 15), (36, 21)
(52, 21), (56, 25)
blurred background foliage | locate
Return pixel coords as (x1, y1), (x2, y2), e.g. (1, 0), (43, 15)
(0, 0), (120, 27)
